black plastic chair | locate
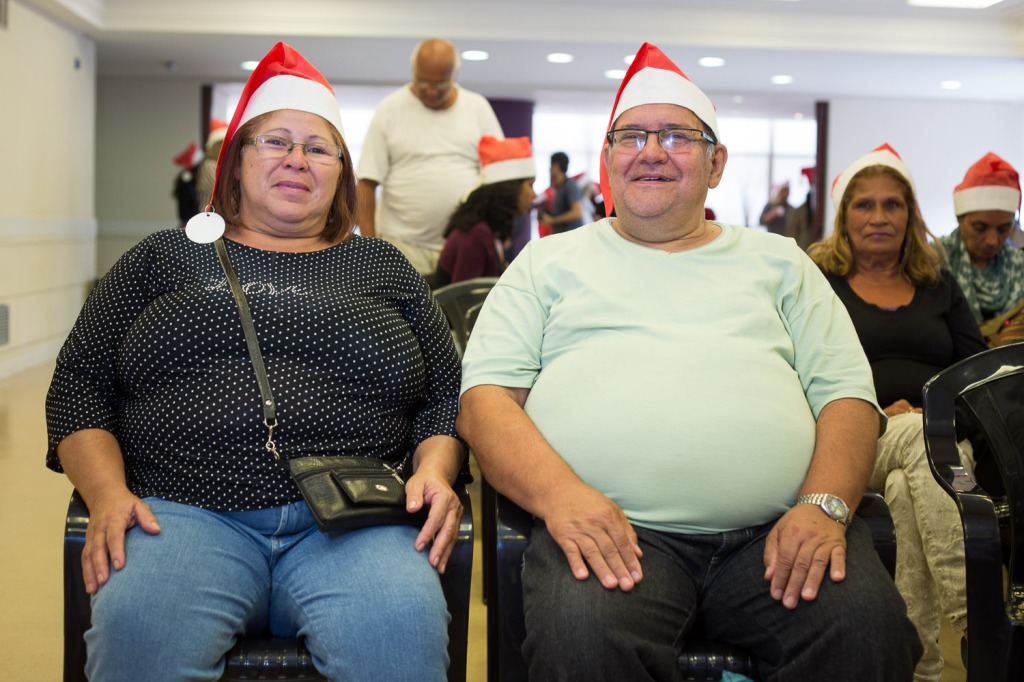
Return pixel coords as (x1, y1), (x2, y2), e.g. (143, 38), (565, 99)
(432, 277), (499, 358)
(922, 343), (1024, 682)
(432, 275), (500, 618)
(64, 488), (474, 682)
(491, 490), (897, 682)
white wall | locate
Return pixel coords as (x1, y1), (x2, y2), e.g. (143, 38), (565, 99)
(96, 77), (206, 272)
(0, 1), (96, 379)
(826, 97), (1024, 238)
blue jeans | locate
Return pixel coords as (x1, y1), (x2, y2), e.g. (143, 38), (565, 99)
(85, 497), (449, 682)
(522, 518), (922, 681)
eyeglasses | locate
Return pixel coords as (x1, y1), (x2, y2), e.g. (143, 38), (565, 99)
(606, 127), (716, 153)
(413, 78), (453, 90)
(244, 134), (343, 166)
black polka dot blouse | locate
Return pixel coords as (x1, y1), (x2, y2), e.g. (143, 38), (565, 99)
(45, 229), (463, 511)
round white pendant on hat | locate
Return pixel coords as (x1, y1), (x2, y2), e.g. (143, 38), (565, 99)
(185, 211), (226, 243)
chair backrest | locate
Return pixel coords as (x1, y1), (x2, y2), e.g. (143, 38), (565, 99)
(490, 489), (896, 682)
(922, 343), (1024, 682)
(64, 488), (474, 682)
(433, 277), (499, 356)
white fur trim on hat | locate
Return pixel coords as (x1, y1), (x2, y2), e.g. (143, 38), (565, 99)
(240, 74), (345, 140)
(481, 157), (535, 185)
(831, 145), (915, 210)
(954, 185), (1021, 216)
(611, 67), (720, 142)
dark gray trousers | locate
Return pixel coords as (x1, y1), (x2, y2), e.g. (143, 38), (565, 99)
(522, 517), (922, 681)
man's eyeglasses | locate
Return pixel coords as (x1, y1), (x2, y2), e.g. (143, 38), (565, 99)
(413, 78), (453, 90)
(606, 127), (715, 154)
(244, 134), (343, 166)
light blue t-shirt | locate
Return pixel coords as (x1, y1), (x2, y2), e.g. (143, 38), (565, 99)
(461, 220), (880, 534)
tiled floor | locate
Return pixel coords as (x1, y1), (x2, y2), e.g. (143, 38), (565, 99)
(0, 362), (966, 681)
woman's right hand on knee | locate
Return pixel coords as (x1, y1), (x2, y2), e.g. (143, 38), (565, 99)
(82, 489), (161, 594)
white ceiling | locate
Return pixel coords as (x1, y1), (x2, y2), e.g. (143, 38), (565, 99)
(21, 0), (1024, 117)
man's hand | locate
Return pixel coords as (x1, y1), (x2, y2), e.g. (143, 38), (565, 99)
(541, 482), (643, 591)
(763, 504), (847, 609)
(81, 489), (161, 594)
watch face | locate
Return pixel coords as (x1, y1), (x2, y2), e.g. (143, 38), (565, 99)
(825, 497), (848, 520)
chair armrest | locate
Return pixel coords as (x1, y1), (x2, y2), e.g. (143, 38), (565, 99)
(63, 491), (91, 682)
(439, 485), (474, 682)
(856, 490), (896, 578)
(494, 493), (532, 681)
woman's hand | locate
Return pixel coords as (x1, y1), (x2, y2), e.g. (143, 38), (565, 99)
(405, 466), (463, 574)
(883, 399), (920, 418)
(56, 429), (161, 594)
(81, 488), (161, 594)
(405, 435), (466, 574)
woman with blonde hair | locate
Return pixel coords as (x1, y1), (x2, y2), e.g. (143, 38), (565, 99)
(808, 144), (986, 682)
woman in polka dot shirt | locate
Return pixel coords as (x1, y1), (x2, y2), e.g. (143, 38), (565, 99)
(45, 43), (465, 681)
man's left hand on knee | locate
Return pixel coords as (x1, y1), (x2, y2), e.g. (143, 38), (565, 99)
(763, 505), (847, 609)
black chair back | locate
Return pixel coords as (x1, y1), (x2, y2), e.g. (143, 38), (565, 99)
(923, 343), (1024, 681)
(433, 277), (499, 356)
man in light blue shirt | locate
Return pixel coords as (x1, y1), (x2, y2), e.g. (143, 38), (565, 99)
(458, 42), (921, 681)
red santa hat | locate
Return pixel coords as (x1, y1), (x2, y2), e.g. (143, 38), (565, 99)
(173, 142), (198, 169)
(599, 43), (719, 219)
(953, 152), (1020, 216)
(186, 42), (345, 243)
(831, 143), (916, 210)
(479, 136), (534, 185)
(205, 118), (228, 150)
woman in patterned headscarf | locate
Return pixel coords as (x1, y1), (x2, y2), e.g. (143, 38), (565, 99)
(938, 152), (1024, 346)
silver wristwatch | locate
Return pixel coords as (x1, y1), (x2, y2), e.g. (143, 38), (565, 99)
(796, 493), (851, 527)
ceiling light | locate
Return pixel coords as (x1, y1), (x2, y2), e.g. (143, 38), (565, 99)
(908, 0), (1002, 7)
(604, 69), (627, 80)
(241, 61), (259, 71)
(770, 74), (794, 85)
(462, 50), (489, 61)
(623, 54), (635, 65)
(698, 57), (725, 68)
(794, 112), (804, 119)
(547, 53), (574, 64)
(941, 80), (963, 89)
(732, 95), (744, 104)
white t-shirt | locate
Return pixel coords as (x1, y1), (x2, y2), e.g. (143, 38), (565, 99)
(461, 220), (881, 534)
(357, 86), (503, 250)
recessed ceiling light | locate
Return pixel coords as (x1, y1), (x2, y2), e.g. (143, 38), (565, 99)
(462, 50), (489, 61)
(698, 57), (725, 68)
(623, 54), (635, 65)
(771, 74), (794, 85)
(908, 0), (1002, 7)
(241, 61), (259, 71)
(732, 95), (744, 104)
(794, 112), (804, 119)
(941, 80), (963, 89)
(604, 69), (627, 80)
(547, 53), (574, 64)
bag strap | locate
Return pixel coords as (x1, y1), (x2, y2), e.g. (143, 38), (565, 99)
(214, 238), (281, 460)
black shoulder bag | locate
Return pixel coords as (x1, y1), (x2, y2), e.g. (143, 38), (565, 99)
(214, 238), (428, 533)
